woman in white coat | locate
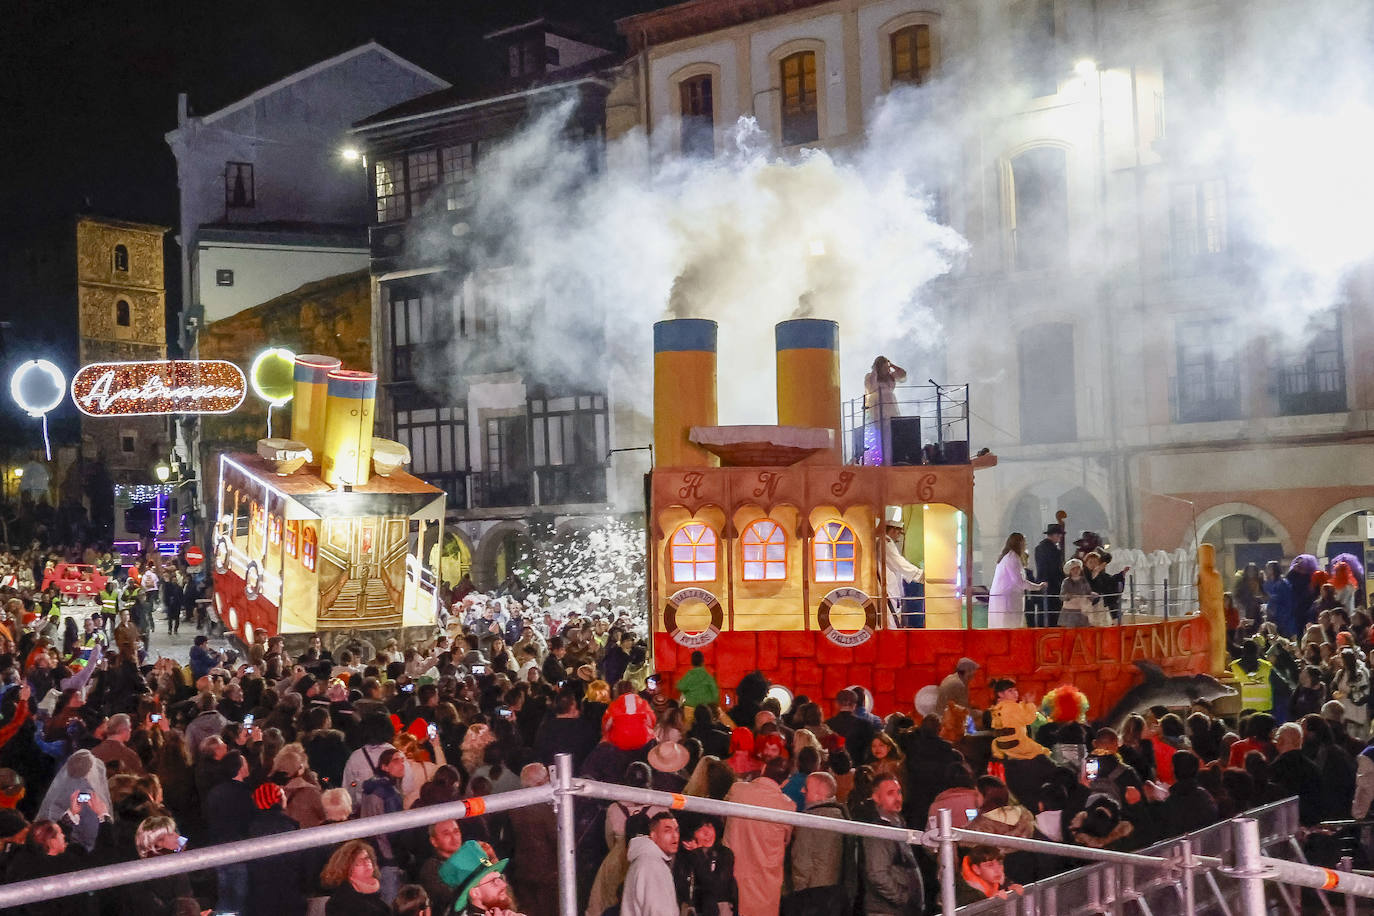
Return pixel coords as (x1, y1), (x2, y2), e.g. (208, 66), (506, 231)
(989, 532), (1045, 629)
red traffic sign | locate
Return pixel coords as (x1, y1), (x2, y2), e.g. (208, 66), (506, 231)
(186, 546), (205, 566)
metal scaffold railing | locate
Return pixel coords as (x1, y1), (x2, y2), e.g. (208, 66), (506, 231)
(0, 755), (1369, 916)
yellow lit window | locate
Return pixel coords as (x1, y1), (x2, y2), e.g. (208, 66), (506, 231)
(671, 522), (717, 582)
(742, 519), (787, 580)
(813, 520), (857, 582)
(285, 520), (298, 558)
(891, 25), (932, 86)
(302, 526), (317, 572)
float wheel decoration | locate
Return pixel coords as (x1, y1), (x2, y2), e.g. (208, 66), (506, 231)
(817, 586), (879, 647)
(664, 587), (724, 648)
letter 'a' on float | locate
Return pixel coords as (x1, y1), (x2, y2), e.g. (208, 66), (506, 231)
(10, 359), (65, 459)
(653, 319), (718, 467)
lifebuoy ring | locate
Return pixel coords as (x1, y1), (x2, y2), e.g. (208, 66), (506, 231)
(664, 587), (724, 648)
(818, 587), (879, 647)
(213, 537), (231, 574)
(243, 561), (262, 601)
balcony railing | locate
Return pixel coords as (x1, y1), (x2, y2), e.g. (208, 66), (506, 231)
(1169, 375), (1241, 423)
(841, 384), (970, 465)
(464, 465), (608, 511)
(1275, 364), (1345, 416)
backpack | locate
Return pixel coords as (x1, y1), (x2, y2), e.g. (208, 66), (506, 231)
(1087, 762), (1132, 804)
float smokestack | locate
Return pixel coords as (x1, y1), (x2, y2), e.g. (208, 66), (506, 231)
(775, 319), (841, 464)
(321, 369), (376, 487)
(653, 319), (718, 467)
(291, 355), (341, 461)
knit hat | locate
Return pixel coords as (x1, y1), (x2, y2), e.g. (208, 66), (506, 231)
(253, 782), (284, 810)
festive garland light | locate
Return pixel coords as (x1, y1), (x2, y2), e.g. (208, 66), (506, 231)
(71, 360), (245, 417)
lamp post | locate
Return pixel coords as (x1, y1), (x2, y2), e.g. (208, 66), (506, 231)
(154, 461), (171, 484)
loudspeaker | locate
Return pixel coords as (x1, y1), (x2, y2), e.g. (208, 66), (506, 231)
(890, 417), (923, 465)
(938, 440), (970, 465)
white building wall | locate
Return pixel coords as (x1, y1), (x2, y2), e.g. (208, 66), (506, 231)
(195, 242), (367, 322)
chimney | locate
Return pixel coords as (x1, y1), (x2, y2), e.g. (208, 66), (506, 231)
(653, 318), (718, 467)
(291, 355), (341, 461)
(775, 319), (841, 464)
(320, 369), (376, 487)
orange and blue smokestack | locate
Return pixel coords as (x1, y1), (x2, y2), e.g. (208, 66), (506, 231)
(776, 318), (841, 464)
(291, 354), (341, 460)
(654, 319), (718, 467)
(321, 369), (376, 487)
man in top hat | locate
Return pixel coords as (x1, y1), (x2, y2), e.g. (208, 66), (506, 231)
(882, 507), (924, 629)
(1033, 523), (1066, 627)
(440, 839), (523, 915)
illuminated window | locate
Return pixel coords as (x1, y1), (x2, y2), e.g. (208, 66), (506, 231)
(891, 25), (932, 85)
(302, 526), (317, 572)
(268, 516), (282, 546)
(374, 156), (406, 222)
(670, 523), (717, 582)
(285, 520), (299, 557)
(780, 51), (818, 145)
(813, 520), (857, 582)
(742, 519), (787, 580)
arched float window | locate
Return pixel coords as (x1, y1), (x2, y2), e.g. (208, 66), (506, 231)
(285, 520), (299, 558)
(302, 526), (317, 572)
(742, 518), (787, 580)
(670, 522), (717, 582)
(813, 520), (856, 582)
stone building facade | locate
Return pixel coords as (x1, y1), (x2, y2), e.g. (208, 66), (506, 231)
(74, 216), (170, 480)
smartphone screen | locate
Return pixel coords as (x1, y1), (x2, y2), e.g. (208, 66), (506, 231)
(78, 792), (92, 803)
(403, 684), (414, 693)
(472, 665), (486, 675)
(964, 808), (978, 820)
(177, 835), (188, 851)
(965, 715), (976, 735)
(243, 714), (254, 728)
(150, 713), (162, 723)
(1085, 758), (1100, 779)
(427, 724), (438, 739)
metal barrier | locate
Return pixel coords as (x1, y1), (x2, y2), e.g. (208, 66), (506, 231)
(1, 757), (1371, 916)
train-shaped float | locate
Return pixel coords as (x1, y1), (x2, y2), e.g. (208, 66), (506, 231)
(648, 319), (1218, 715)
(211, 354), (444, 648)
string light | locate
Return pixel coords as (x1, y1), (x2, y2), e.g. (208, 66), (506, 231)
(71, 359), (245, 417)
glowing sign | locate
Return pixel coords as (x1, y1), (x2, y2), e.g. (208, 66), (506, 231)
(10, 359), (66, 459)
(250, 348), (295, 406)
(71, 360), (246, 417)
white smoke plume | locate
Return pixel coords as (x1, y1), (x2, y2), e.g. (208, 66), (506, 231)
(418, 94), (964, 426)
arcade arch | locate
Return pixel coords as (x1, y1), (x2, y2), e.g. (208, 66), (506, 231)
(472, 520), (532, 590)
(1187, 502), (1292, 581)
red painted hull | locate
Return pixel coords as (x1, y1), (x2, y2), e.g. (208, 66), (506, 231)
(654, 617), (1210, 717)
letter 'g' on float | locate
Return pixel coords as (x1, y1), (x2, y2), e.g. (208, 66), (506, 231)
(291, 355), (341, 460)
(654, 319), (718, 467)
(775, 319), (842, 464)
(321, 369), (376, 487)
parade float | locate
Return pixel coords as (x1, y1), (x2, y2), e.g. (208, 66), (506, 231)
(211, 353), (444, 649)
(648, 318), (1223, 716)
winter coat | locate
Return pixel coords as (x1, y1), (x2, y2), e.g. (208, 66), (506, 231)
(860, 810), (924, 915)
(724, 778), (795, 916)
(790, 799), (848, 891)
(622, 835), (679, 916)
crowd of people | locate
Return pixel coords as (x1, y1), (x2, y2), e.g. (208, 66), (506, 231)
(0, 539), (1371, 916)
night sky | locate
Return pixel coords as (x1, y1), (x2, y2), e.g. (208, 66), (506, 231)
(0, 0), (668, 451)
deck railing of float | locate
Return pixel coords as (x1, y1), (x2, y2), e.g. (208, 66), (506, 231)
(3, 756), (1368, 916)
(842, 383), (971, 465)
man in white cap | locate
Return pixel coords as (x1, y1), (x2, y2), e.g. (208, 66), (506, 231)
(882, 507), (924, 629)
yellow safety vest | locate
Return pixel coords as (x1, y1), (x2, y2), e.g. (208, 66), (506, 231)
(1229, 659), (1273, 711)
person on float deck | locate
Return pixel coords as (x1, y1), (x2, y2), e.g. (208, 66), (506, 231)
(1032, 523), (1066, 628)
(988, 533), (1045, 629)
(881, 508), (924, 629)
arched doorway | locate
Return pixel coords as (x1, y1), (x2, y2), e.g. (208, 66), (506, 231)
(438, 532), (473, 587)
(1307, 501), (1372, 608)
(1193, 507), (1288, 582)
(1006, 484), (1111, 546)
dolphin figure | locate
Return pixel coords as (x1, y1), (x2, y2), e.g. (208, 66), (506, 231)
(1103, 660), (1235, 729)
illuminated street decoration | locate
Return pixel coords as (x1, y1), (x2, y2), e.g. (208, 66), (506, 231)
(9, 359), (66, 458)
(71, 360), (246, 417)
(250, 347), (296, 436)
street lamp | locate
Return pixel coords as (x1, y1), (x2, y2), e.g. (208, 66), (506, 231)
(12, 468), (22, 480)
(154, 460), (171, 484)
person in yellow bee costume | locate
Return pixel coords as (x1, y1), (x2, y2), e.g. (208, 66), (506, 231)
(989, 678), (1049, 760)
